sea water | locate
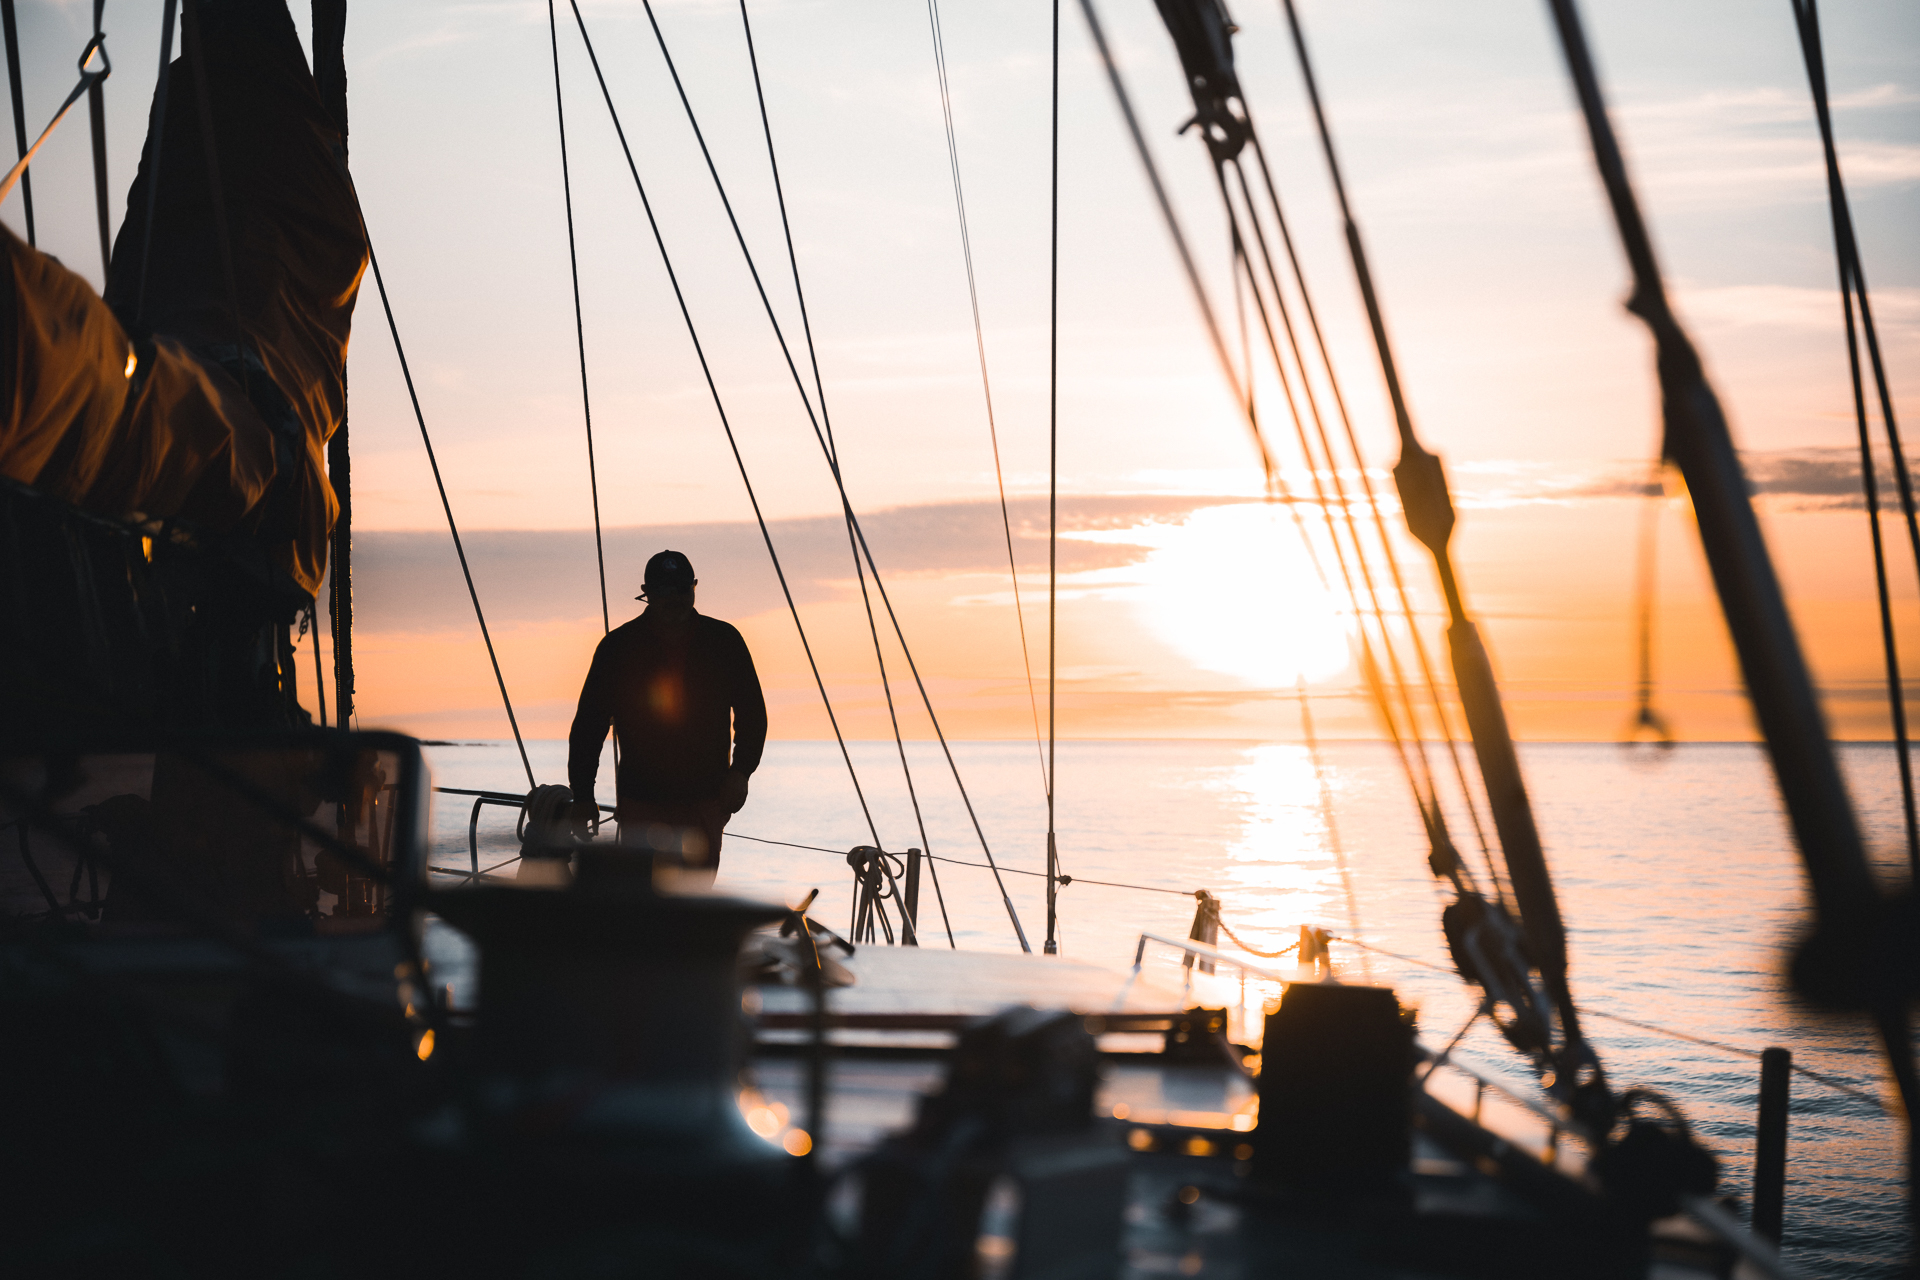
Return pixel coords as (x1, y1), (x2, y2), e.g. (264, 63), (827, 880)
(423, 738), (1914, 1277)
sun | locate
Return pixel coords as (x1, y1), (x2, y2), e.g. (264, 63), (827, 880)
(1080, 503), (1354, 689)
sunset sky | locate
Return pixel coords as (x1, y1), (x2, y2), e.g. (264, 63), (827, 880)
(8, 0), (1917, 743)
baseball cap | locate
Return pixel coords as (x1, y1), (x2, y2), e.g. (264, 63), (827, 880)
(638, 550), (696, 598)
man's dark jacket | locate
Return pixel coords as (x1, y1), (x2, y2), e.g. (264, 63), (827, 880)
(567, 611), (767, 811)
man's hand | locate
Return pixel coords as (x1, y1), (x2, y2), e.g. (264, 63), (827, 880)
(723, 769), (750, 814)
(567, 798), (600, 841)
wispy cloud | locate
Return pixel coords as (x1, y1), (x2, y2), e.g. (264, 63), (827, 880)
(1674, 283), (1920, 333)
(334, 493), (1237, 633)
(1532, 447), (1899, 511)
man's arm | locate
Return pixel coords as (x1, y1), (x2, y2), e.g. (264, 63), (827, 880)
(721, 628), (767, 814)
(728, 629), (768, 778)
(567, 638), (614, 806)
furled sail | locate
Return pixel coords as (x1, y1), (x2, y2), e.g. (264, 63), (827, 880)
(0, 1), (364, 597)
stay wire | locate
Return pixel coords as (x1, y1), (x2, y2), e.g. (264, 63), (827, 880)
(1069, 54), (1437, 901)
(628, 0), (1027, 949)
(1792, 0), (1918, 876)
(1298, 676), (1368, 977)
(726, 832), (1192, 897)
(1239, 132), (1503, 900)
(356, 232), (535, 791)
(1047, 0), (1062, 954)
(1331, 934), (1886, 1108)
(564, 0), (881, 848)
(1081, 3), (1407, 852)
(1, 0), (33, 243)
(1219, 173), (1436, 811)
(1070, 11), (1434, 854)
(1075, 0), (1273, 481)
(547, 0), (609, 639)
(1221, 195), (1440, 905)
(925, 0), (1050, 806)
(1259, 12), (1509, 896)
(1219, 156), (1490, 898)
(1077, 0), (1412, 813)
(1219, 181), (1460, 888)
(310, 604), (327, 727)
(86, 0), (108, 278)
(738, 0), (950, 946)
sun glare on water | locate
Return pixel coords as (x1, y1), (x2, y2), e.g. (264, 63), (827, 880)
(1081, 504), (1351, 689)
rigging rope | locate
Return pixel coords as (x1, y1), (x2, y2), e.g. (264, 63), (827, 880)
(1075, 0), (1472, 913)
(134, 0), (176, 325)
(737, 0), (953, 947)
(625, 0), (1031, 949)
(725, 831), (1193, 897)
(0, 18), (109, 211)
(1330, 934), (1885, 1109)
(563, 0), (882, 848)
(1625, 457), (1674, 749)
(1217, 177), (1466, 895)
(1298, 676), (1367, 977)
(308, 605), (326, 727)
(924, 0), (1051, 812)
(1226, 145), (1504, 900)
(1044, 0), (1069, 956)
(1074, 0), (1271, 480)
(1792, 0), (1919, 877)
(1213, 916), (1299, 960)
(546, 0), (610, 640)
(85, 0), (108, 277)
(355, 231), (535, 790)
(1, 0), (33, 243)
(1074, 1), (1438, 862)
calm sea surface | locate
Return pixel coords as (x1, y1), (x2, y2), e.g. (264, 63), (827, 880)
(424, 738), (1915, 1277)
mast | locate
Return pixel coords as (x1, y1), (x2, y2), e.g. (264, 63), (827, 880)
(313, 0), (352, 726)
(1044, 0), (1060, 956)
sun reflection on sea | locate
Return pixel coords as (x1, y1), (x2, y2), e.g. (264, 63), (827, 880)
(1215, 742), (1343, 933)
(1070, 504), (1351, 689)
(1171, 743), (1363, 1024)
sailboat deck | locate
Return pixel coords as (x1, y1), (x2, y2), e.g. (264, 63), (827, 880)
(753, 941), (1194, 1049)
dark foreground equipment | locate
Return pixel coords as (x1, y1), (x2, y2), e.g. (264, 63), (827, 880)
(858, 1006), (1130, 1279)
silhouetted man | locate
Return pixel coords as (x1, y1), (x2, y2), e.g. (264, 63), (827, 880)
(567, 551), (766, 870)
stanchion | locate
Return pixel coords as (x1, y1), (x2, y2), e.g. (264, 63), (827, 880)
(1753, 1046), (1790, 1243)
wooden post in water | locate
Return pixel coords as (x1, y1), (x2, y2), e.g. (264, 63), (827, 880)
(1753, 1046), (1791, 1243)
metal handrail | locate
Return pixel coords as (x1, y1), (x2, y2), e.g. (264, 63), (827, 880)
(1132, 930), (1293, 983)
(429, 786), (613, 878)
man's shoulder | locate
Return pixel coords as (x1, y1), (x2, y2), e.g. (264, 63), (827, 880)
(694, 613), (746, 645)
(598, 616), (652, 652)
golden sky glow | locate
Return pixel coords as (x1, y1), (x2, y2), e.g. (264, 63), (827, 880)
(4, 0), (1915, 743)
